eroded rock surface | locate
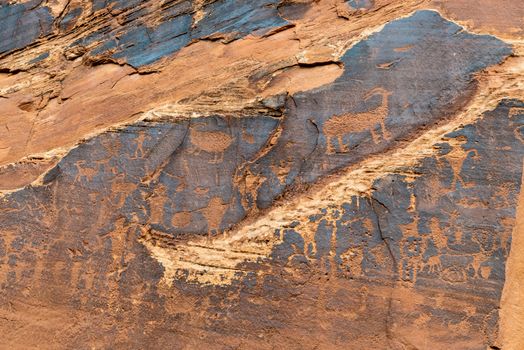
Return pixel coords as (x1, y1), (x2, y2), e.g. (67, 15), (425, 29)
(0, 0), (523, 349)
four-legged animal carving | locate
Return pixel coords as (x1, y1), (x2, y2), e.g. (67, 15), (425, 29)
(324, 87), (392, 154)
(190, 128), (233, 164)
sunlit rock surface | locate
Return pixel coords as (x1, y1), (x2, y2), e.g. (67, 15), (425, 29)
(0, 0), (523, 349)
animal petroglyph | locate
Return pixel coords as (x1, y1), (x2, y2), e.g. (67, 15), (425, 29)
(324, 87), (392, 153)
(189, 128), (233, 163)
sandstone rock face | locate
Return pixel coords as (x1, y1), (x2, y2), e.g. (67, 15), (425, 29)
(0, 1), (523, 349)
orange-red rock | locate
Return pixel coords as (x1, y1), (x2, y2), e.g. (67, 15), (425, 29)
(0, 1), (523, 349)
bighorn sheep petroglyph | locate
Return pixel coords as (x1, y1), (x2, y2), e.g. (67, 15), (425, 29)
(323, 87), (392, 153)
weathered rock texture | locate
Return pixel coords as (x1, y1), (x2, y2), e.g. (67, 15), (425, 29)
(0, 0), (523, 349)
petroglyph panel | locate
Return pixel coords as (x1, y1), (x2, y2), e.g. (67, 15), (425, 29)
(0, 1), (523, 349)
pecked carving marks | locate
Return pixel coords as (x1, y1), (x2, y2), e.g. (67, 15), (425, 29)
(0, 10), (514, 244)
(138, 99), (524, 290)
(0, 99), (516, 348)
(249, 99), (524, 348)
(188, 128), (233, 163)
(0, 6), (521, 348)
(16, 115), (280, 235)
(0, 114), (281, 300)
(248, 9), (511, 209)
(324, 87), (392, 153)
(146, 116), (280, 236)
